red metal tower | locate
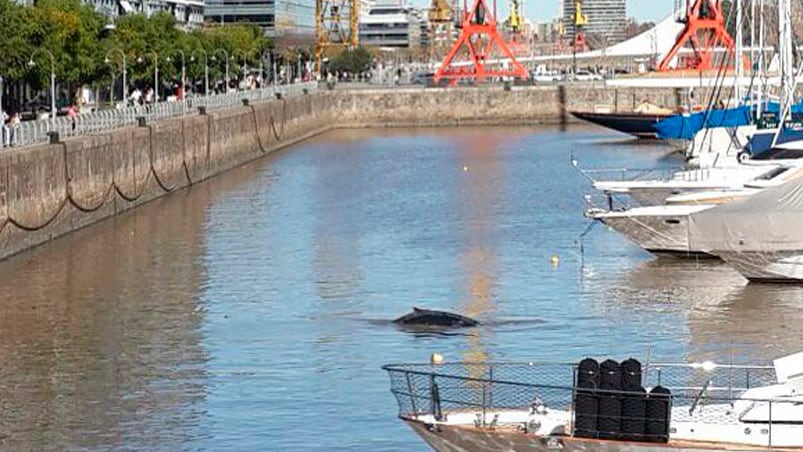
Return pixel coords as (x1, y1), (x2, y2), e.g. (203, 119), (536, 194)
(658, 0), (737, 71)
(434, 0), (528, 86)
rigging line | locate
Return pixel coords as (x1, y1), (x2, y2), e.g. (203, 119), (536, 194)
(63, 142), (115, 213)
(248, 104), (267, 153)
(146, 125), (179, 193)
(269, 98), (288, 141)
(180, 120), (197, 186)
(7, 194), (69, 232)
(0, 163), (9, 235)
(113, 144), (152, 202)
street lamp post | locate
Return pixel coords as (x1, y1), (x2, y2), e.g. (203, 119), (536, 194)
(105, 48), (127, 105)
(28, 49), (56, 119)
(260, 50), (271, 97)
(166, 50), (186, 102)
(191, 49), (209, 96)
(213, 49), (230, 93)
(297, 53), (302, 83)
(271, 52), (277, 88)
(137, 51), (159, 102)
(177, 50), (186, 100)
(235, 50), (248, 89)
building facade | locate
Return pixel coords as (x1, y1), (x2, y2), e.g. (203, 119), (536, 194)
(562, 0), (626, 45)
(204, 0), (316, 46)
(13, 0), (205, 29)
(359, 0), (422, 49)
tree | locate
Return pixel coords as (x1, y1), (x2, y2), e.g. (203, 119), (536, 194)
(0, 0), (31, 82)
(0, 1), (279, 109)
(328, 47), (373, 75)
(26, 0), (107, 93)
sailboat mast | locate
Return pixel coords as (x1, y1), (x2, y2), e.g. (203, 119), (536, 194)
(772, 0), (794, 148)
(736, 0), (743, 103)
(779, 0), (794, 106)
(757, 0), (765, 120)
(750, 0), (755, 66)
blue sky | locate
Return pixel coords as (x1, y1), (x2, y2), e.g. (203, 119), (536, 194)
(527, 0), (676, 22)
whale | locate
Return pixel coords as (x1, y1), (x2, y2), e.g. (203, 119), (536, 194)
(392, 307), (479, 329)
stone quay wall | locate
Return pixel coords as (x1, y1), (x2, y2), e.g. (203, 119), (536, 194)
(0, 85), (687, 260)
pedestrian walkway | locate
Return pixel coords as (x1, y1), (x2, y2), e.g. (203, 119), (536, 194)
(1, 82), (316, 150)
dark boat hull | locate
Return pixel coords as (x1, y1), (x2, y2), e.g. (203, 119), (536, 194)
(571, 111), (674, 139)
(405, 419), (800, 452)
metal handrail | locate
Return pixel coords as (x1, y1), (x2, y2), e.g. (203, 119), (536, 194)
(384, 362), (790, 446)
(1, 81), (317, 150)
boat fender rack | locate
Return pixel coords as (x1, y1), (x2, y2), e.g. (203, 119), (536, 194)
(573, 358), (672, 443)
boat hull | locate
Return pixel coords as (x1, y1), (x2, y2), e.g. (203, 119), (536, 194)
(405, 419), (797, 452)
(715, 251), (803, 282)
(571, 111), (673, 139)
(594, 213), (712, 257)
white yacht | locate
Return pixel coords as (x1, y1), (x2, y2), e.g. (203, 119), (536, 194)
(384, 351), (803, 451)
(590, 140), (803, 207)
(688, 172), (803, 282)
(587, 161), (803, 256)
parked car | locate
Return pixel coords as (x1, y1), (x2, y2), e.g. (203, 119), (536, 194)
(530, 70), (564, 83)
(572, 70), (603, 82)
(412, 71), (433, 85)
(412, 71), (451, 87)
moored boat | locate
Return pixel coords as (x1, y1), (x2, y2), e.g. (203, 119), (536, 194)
(383, 351), (803, 451)
(571, 111), (674, 139)
(688, 173), (803, 283)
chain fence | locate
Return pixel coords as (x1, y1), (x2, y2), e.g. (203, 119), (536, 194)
(1, 82), (317, 150)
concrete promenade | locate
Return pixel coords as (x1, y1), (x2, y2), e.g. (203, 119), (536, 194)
(0, 84), (689, 260)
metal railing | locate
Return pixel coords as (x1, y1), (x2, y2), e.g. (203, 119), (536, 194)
(578, 167), (716, 185)
(1, 82), (317, 150)
(383, 362), (797, 447)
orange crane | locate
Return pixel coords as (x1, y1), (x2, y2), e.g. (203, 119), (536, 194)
(434, 0), (528, 85)
(572, 0), (588, 52)
(658, 0), (737, 71)
(428, 0), (455, 59)
(314, 0), (359, 75)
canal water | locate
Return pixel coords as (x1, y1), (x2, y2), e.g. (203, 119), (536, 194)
(1, 126), (802, 451)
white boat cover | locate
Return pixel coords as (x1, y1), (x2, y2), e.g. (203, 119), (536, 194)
(531, 15), (685, 62)
(688, 174), (803, 253)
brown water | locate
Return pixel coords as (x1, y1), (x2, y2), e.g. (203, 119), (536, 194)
(0, 126), (801, 451)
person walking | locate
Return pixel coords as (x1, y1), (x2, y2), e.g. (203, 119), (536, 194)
(1, 109), (9, 147)
(129, 87), (143, 106)
(67, 104), (78, 131)
(9, 112), (20, 146)
(144, 86), (154, 104)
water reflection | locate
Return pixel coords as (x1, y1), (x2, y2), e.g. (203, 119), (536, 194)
(2, 126), (803, 451)
(608, 257), (803, 364)
(454, 132), (504, 365)
(0, 189), (210, 451)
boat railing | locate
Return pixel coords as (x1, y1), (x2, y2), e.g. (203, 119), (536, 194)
(579, 167), (715, 185)
(383, 362), (790, 444)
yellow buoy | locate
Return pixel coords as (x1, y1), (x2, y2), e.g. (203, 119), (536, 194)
(550, 255), (560, 266)
(430, 353), (444, 365)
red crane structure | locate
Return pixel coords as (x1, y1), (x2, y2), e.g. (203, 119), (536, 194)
(658, 0), (737, 71)
(434, 0), (528, 86)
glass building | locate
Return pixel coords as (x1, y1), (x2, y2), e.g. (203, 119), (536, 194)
(562, 0), (627, 45)
(13, 0), (205, 30)
(205, 0), (316, 46)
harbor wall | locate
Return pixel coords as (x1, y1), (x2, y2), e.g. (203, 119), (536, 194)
(0, 85), (688, 260)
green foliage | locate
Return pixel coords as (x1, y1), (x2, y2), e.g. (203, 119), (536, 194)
(0, 0), (40, 81)
(0, 1), (275, 93)
(328, 47), (373, 75)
